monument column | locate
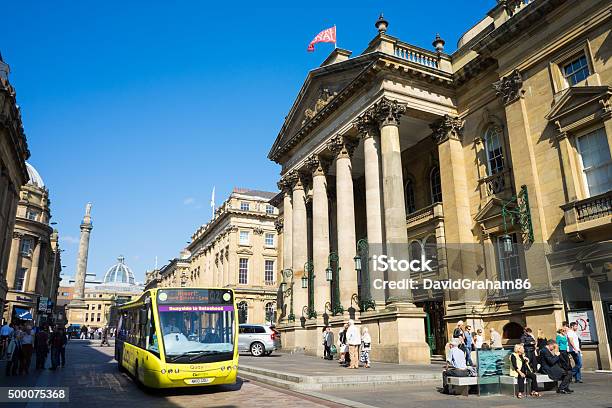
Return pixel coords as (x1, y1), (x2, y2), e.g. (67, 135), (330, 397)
(288, 171), (308, 314)
(372, 97), (412, 303)
(305, 154), (330, 315)
(6, 232), (22, 289)
(73, 203), (93, 301)
(327, 135), (358, 310)
(356, 112), (386, 306)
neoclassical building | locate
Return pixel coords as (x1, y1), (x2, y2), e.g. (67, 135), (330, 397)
(0, 54), (30, 318)
(153, 188), (280, 324)
(269, 0), (611, 369)
(3, 163), (62, 325)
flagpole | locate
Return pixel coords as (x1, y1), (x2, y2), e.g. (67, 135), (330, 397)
(334, 25), (337, 49)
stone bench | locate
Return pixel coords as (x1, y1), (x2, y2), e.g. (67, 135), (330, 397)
(447, 376), (478, 396)
(499, 374), (557, 395)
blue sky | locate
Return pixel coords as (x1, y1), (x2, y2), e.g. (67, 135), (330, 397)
(3, 1), (492, 283)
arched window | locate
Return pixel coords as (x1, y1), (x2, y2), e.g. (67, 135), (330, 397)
(409, 240), (422, 262)
(484, 126), (505, 175)
(265, 302), (276, 324)
(405, 180), (416, 214)
(238, 301), (248, 324)
(430, 167), (442, 203)
(423, 235), (438, 271)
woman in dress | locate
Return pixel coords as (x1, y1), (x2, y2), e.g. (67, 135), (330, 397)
(360, 327), (372, 368)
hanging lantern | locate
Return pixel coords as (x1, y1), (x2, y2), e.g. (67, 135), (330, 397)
(301, 274), (308, 289)
(354, 255), (362, 272)
(326, 267), (333, 282)
(500, 234), (513, 254)
(280, 281), (287, 293)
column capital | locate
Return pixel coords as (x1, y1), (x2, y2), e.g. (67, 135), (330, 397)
(12, 231), (23, 240)
(285, 170), (306, 190)
(327, 135), (358, 159)
(277, 177), (292, 194)
(430, 115), (464, 144)
(274, 217), (284, 233)
(305, 154), (331, 176)
(355, 109), (379, 139)
(493, 69), (523, 105)
(371, 97), (407, 127)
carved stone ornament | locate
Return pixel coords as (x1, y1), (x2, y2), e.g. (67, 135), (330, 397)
(304, 154), (330, 175)
(372, 97), (407, 127)
(327, 135), (358, 159)
(253, 227), (264, 235)
(355, 109), (379, 138)
(430, 115), (464, 144)
(493, 69), (523, 105)
(274, 218), (284, 233)
(302, 88), (338, 125)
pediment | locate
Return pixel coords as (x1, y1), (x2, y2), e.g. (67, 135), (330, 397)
(268, 54), (377, 163)
(545, 86), (612, 124)
(236, 248), (253, 255)
(474, 196), (508, 233)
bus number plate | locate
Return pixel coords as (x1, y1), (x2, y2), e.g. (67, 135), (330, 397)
(186, 378), (213, 385)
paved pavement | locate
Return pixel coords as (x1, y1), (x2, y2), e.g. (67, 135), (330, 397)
(0, 340), (346, 408)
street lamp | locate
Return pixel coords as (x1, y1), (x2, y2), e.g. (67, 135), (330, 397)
(500, 234), (513, 254)
(327, 252), (343, 316)
(301, 274), (308, 289)
(301, 261), (316, 319)
(353, 255), (362, 272)
(355, 238), (375, 312)
(281, 269), (295, 322)
(325, 266), (333, 282)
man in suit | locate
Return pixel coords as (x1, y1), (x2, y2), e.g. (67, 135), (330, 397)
(539, 339), (573, 394)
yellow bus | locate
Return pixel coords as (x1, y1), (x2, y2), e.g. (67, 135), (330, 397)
(115, 287), (238, 388)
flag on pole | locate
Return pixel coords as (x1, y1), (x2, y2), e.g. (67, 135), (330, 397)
(307, 26), (336, 52)
(210, 186), (215, 218)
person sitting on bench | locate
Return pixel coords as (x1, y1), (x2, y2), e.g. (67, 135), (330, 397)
(510, 343), (541, 398)
(539, 339), (573, 394)
(443, 338), (476, 394)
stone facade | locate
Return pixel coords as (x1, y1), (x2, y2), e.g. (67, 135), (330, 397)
(151, 188), (280, 325)
(268, 0), (611, 368)
(3, 163), (62, 325)
(0, 55), (30, 319)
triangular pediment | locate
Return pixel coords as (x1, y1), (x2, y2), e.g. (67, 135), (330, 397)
(268, 54), (377, 162)
(545, 85), (612, 123)
(474, 197), (507, 227)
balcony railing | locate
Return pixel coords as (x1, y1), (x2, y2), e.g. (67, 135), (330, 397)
(393, 43), (439, 69)
(406, 202), (444, 230)
(561, 190), (612, 238)
(478, 168), (513, 199)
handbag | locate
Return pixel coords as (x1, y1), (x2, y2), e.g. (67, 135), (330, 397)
(330, 345), (337, 354)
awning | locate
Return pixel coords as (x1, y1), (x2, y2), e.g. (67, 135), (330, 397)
(14, 307), (33, 320)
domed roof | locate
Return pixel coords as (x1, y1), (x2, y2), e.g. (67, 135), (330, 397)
(25, 162), (44, 188)
(103, 255), (135, 285)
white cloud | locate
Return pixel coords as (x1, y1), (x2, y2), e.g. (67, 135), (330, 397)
(60, 235), (79, 245)
(183, 197), (196, 205)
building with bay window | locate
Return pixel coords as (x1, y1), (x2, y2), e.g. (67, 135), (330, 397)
(269, 0), (611, 369)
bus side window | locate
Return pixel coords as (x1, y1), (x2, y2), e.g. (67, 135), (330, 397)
(146, 303), (159, 354)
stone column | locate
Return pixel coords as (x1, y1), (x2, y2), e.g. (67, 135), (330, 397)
(288, 171), (308, 313)
(327, 135), (358, 310)
(27, 239), (41, 293)
(6, 232), (21, 289)
(372, 98), (411, 303)
(305, 154), (330, 315)
(588, 275), (612, 370)
(277, 179), (293, 274)
(73, 203), (93, 301)
(356, 112), (386, 306)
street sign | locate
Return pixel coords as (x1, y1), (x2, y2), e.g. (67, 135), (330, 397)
(38, 297), (49, 312)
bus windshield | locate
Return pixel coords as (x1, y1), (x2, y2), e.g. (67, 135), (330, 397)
(158, 305), (234, 363)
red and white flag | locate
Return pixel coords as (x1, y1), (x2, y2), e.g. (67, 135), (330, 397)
(307, 26), (336, 52)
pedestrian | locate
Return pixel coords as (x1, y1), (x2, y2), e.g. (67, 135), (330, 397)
(80, 325), (87, 340)
(49, 326), (67, 369)
(567, 322), (582, 383)
(463, 325), (474, 365)
(346, 319), (361, 369)
(323, 326), (334, 360)
(474, 328), (484, 349)
(19, 326), (34, 374)
(539, 339), (573, 394)
(100, 326), (110, 347)
(489, 327), (502, 348)
(520, 327), (538, 373)
(360, 327), (371, 368)
(510, 343), (541, 398)
(5, 329), (22, 376)
(556, 326), (571, 371)
(452, 321), (465, 353)
(338, 323), (349, 366)
(442, 339), (476, 394)
(34, 326), (49, 369)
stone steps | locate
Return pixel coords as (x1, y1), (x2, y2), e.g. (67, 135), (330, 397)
(238, 364), (442, 391)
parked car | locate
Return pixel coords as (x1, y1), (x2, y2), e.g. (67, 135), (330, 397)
(238, 324), (281, 356)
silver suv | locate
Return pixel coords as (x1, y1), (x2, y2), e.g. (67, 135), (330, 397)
(238, 324), (280, 357)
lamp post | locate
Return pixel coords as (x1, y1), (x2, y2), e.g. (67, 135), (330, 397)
(300, 260), (316, 318)
(281, 269), (295, 322)
(326, 252), (343, 316)
(500, 185), (534, 254)
(354, 238), (376, 312)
